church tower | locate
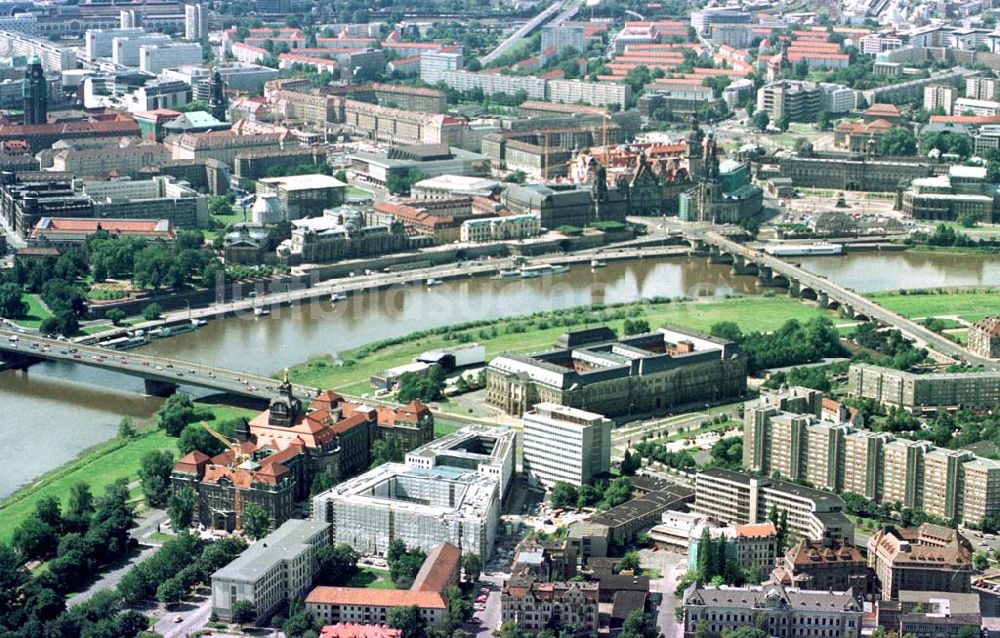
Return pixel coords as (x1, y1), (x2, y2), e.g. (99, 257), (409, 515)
(22, 56), (46, 126)
(209, 68), (228, 122)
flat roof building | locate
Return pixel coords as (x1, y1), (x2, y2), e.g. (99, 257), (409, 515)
(404, 424), (516, 500)
(312, 463), (500, 558)
(522, 402), (611, 489)
(211, 519), (330, 622)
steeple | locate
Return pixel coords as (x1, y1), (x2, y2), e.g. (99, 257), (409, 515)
(22, 56), (46, 126)
(209, 67), (227, 122)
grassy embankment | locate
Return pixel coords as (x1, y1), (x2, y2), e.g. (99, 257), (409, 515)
(0, 404), (256, 544)
(288, 295), (837, 396)
(866, 288), (1000, 344)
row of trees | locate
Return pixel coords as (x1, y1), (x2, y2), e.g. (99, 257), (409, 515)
(710, 317), (845, 374)
(0, 480), (144, 638)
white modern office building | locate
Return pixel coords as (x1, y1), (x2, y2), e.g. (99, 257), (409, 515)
(522, 402), (611, 489)
(184, 3), (206, 40)
(313, 463), (500, 558)
(211, 519), (330, 623)
(404, 424), (516, 499)
(139, 42), (203, 73)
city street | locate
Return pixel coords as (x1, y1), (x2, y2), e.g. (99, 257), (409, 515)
(640, 548), (688, 638)
(152, 595), (213, 638)
(466, 572), (506, 638)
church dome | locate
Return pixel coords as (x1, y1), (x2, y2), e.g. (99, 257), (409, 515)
(251, 193), (282, 225)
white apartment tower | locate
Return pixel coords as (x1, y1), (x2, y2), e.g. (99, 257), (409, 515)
(185, 4), (206, 41)
(523, 402), (611, 488)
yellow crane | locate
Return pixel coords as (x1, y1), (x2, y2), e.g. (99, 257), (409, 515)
(202, 422), (248, 532)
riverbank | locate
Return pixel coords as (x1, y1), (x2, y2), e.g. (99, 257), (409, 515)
(0, 403), (256, 544)
(288, 294), (838, 394)
(867, 288), (1000, 324)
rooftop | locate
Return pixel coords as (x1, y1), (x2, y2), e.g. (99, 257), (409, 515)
(258, 174), (347, 191)
(212, 519), (329, 583)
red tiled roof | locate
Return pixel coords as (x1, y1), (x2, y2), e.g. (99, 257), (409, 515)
(320, 625), (401, 638)
(412, 542), (461, 593)
(306, 587), (447, 609)
(735, 522), (777, 539)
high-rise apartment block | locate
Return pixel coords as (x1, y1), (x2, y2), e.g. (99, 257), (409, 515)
(923, 84), (956, 115)
(522, 403), (611, 489)
(184, 4), (206, 41)
(967, 76), (999, 101)
(540, 25), (586, 55)
(420, 50), (463, 85)
(744, 385), (1000, 525)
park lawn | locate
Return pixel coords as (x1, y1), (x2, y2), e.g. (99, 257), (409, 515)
(434, 420), (462, 438)
(346, 185), (373, 198)
(347, 568), (395, 589)
(0, 403), (257, 544)
(288, 296), (833, 392)
(9, 294), (51, 330)
(867, 290), (1000, 324)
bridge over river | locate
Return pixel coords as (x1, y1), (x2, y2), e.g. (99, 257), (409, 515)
(689, 230), (993, 366)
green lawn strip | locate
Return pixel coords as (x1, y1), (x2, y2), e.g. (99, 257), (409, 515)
(0, 403), (256, 544)
(868, 290), (1000, 324)
(346, 186), (373, 198)
(9, 294), (52, 330)
(433, 420), (462, 438)
(288, 297), (833, 391)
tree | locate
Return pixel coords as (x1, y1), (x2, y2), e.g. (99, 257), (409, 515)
(878, 126), (917, 156)
(620, 449), (639, 476)
(722, 629), (769, 638)
(957, 627), (981, 638)
(117, 416), (136, 439)
(498, 622), (525, 638)
(12, 516), (58, 559)
(620, 610), (658, 638)
(974, 551), (990, 571)
(142, 303), (162, 321)
(445, 585), (472, 631)
(461, 552), (482, 584)
(775, 114), (790, 132)
(776, 509), (789, 553)
(0, 283), (26, 318)
(156, 577), (186, 605)
(67, 482), (95, 523)
(816, 109), (831, 131)
(958, 211), (978, 228)
(601, 477), (632, 509)
(241, 503), (270, 540)
(34, 496), (63, 532)
(616, 550), (641, 573)
(710, 321), (743, 343)
(177, 424), (225, 456)
(138, 450), (174, 508)
(387, 605), (426, 638)
(751, 110), (770, 132)
(231, 600), (255, 628)
(316, 543), (360, 586)
(167, 488), (195, 531)
(793, 58), (809, 79)
(106, 308), (126, 326)
(550, 482), (579, 509)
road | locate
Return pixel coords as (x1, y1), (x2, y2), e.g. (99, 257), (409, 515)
(0, 327), (317, 401)
(640, 548), (687, 638)
(153, 594), (213, 638)
(698, 230), (994, 366)
(68, 509), (168, 607)
(466, 572), (505, 638)
(480, 0), (564, 65)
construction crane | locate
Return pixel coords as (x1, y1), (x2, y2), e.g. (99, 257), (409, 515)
(202, 422), (249, 532)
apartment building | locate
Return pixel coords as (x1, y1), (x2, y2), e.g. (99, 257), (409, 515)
(868, 524), (973, 600)
(0, 31), (75, 71)
(923, 84), (956, 115)
(501, 578), (599, 634)
(438, 70), (547, 100)
(744, 385), (1000, 525)
(184, 3), (205, 40)
(166, 131), (284, 165)
(419, 50), (463, 85)
(522, 403), (612, 489)
(546, 79), (630, 109)
(776, 538), (870, 593)
(756, 80), (822, 122)
(541, 25), (586, 54)
(692, 468), (854, 542)
(85, 27), (146, 60)
(848, 363), (1000, 413)
(969, 316), (1000, 358)
(682, 584), (863, 638)
(211, 519), (330, 622)
(139, 42), (203, 73)
(48, 137), (170, 178)
(967, 76), (999, 101)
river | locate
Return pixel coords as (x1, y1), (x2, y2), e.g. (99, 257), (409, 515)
(1, 250), (998, 498)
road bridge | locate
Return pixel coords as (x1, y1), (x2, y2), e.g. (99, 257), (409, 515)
(0, 328), (319, 399)
(480, 0), (578, 65)
(688, 230), (993, 366)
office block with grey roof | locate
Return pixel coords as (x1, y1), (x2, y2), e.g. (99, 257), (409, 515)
(211, 519), (330, 622)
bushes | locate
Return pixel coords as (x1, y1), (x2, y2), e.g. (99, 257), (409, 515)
(711, 317), (844, 374)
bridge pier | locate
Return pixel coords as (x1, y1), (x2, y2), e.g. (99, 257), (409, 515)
(0, 350), (41, 372)
(787, 280), (801, 298)
(707, 247), (734, 265)
(143, 379), (178, 397)
(730, 255), (758, 276)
